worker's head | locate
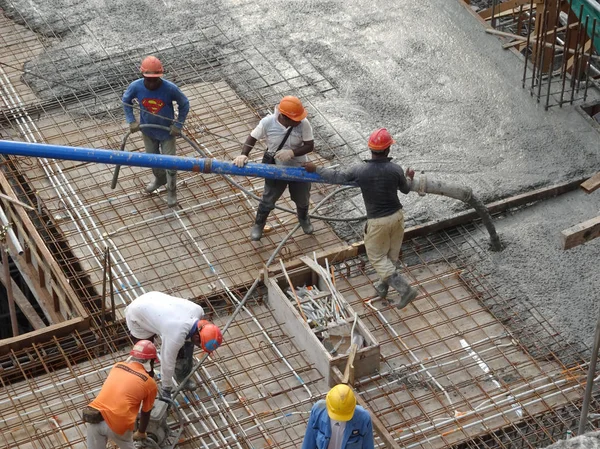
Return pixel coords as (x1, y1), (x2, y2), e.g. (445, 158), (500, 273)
(325, 384), (356, 422)
(129, 340), (158, 377)
(140, 56), (164, 90)
(192, 320), (223, 353)
(367, 128), (395, 157)
(278, 96), (307, 127)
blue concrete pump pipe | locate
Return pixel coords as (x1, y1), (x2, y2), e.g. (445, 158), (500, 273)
(0, 139), (502, 251)
(0, 140), (353, 186)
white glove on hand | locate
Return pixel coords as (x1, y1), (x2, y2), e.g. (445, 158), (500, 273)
(129, 121), (140, 133)
(233, 155), (248, 167)
(169, 125), (181, 136)
(274, 149), (295, 162)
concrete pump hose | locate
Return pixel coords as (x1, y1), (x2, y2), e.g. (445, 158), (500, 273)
(114, 124), (367, 223)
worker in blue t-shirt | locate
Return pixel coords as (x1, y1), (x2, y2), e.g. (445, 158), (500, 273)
(122, 56), (189, 207)
(302, 384), (374, 449)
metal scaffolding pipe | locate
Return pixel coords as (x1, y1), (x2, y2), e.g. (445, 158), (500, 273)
(0, 140), (501, 250)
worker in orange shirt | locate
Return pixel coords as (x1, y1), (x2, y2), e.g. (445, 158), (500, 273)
(82, 340), (159, 449)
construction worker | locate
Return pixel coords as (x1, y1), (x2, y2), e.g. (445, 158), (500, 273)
(83, 340), (158, 449)
(305, 128), (418, 309)
(233, 96), (315, 241)
(122, 56), (190, 207)
(124, 291), (223, 398)
(302, 384), (374, 449)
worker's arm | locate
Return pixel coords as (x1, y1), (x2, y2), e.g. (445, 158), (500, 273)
(292, 139), (314, 157)
(241, 136), (257, 156)
(173, 87), (190, 128)
(160, 335), (186, 390)
(304, 162), (358, 184)
(398, 166), (414, 194)
(122, 83), (138, 124)
(362, 417), (375, 449)
(137, 410), (152, 434)
(300, 408), (319, 449)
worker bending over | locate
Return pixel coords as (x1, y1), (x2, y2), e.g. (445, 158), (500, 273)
(83, 340), (158, 449)
(125, 291), (223, 398)
(122, 56), (190, 207)
(302, 384), (374, 449)
(234, 96), (315, 241)
(305, 128), (418, 309)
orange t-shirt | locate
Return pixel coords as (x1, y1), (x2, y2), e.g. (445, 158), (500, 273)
(89, 362), (157, 435)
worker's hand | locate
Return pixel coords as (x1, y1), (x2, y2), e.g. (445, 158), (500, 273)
(233, 155), (248, 167)
(304, 162), (317, 173)
(274, 149), (295, 162)
(160, 387), (172, 400)
(405, 167), (415, 180)
(169, 125), (182, 137)
(129, 121), (140, 133)
(133, 431), (147, 441)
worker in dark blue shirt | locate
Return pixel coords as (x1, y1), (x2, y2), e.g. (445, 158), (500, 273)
(302, 384), (374, 449)
(123, 56), (189, 207)
(305, 128), (417, 308)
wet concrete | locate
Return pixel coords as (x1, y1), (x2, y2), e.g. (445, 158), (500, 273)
(1, 0), (600, 356)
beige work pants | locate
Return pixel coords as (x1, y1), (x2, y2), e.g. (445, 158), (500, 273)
(364, 209), (405, 282)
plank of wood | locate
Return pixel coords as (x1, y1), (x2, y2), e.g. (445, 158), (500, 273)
(0, 317), (88, 356)
(332, 366), (401, 449)
(562, 216), (600, 250)
(581, 172), (600, 194)
(566, 39), (592, 72)
(0, 259), (45, 329)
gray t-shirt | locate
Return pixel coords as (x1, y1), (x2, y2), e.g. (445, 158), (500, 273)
(328, 420), (347, 449)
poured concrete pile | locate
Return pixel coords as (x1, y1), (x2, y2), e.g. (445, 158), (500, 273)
(2, 0), (600, 363)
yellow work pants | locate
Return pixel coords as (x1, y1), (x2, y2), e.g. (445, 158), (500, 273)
(364, 209), (405, 282)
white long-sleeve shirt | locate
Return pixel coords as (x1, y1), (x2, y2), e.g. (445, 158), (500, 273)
(125, 291), (204, 389)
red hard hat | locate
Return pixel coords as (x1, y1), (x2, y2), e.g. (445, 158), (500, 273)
(368, 128), (395, 151)
(279, 96), (308, 121)
(130, 340), (158, 361)
(197, 320), (223, 353)
(140, 56), (164, 78)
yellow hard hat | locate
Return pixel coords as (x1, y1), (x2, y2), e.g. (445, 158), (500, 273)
(325, 384), (356, 421)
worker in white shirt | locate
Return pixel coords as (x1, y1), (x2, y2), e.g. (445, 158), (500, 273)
(124, 291), (223, 398)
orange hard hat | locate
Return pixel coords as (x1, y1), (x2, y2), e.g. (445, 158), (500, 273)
(140, 56), (164, 78)
(368, 128), (395, 151)
(279, 96), (308, 121)
(130, 340), (158, 361)
(197, 320), (223, 353)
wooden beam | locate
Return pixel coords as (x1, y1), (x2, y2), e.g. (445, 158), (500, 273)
(562, 216), (600, 250)
(581, 172), (600, 194)
(332, 367), (401, 449)
(0, 259), (45, 329)
(0, 317), (89, 356)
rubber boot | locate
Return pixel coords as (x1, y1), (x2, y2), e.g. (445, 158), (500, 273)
(166, 173), (177, 207)
(250, 209), (270, 241)
(388, 271), (418, 309)
(297, 206), (314, 235)
(145, 176), (166, 193)
(373, 279), (389, 299)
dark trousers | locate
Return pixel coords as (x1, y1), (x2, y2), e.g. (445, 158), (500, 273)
(257, 178), (311, 215)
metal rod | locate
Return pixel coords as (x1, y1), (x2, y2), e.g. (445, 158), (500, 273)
(560, 0), (575, 106)
(584, 18), (596, 100)
(2, 243), (18, 337)
(0, 204), (23, 255)
(545, 5), (560, 110)
(522, 0), (536, 89)
(570, 5), (585, 104)
(101, 247), (107, 326)
(536, 10), (550, 102)
(578, 297), (600, 435)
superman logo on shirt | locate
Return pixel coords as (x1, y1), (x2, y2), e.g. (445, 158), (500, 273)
(141, 98), (165, 114)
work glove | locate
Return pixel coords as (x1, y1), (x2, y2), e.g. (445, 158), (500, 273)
(133, 431), (147, 441)
(274, 149), (295, 162)
(405, 167), (415, 181)
(233, 155), (248, 167)
(160, 387), (172, 400)
(303, 162), (317, 173)
(169, 125), (182, 137)
(129, 122), (140, 133)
